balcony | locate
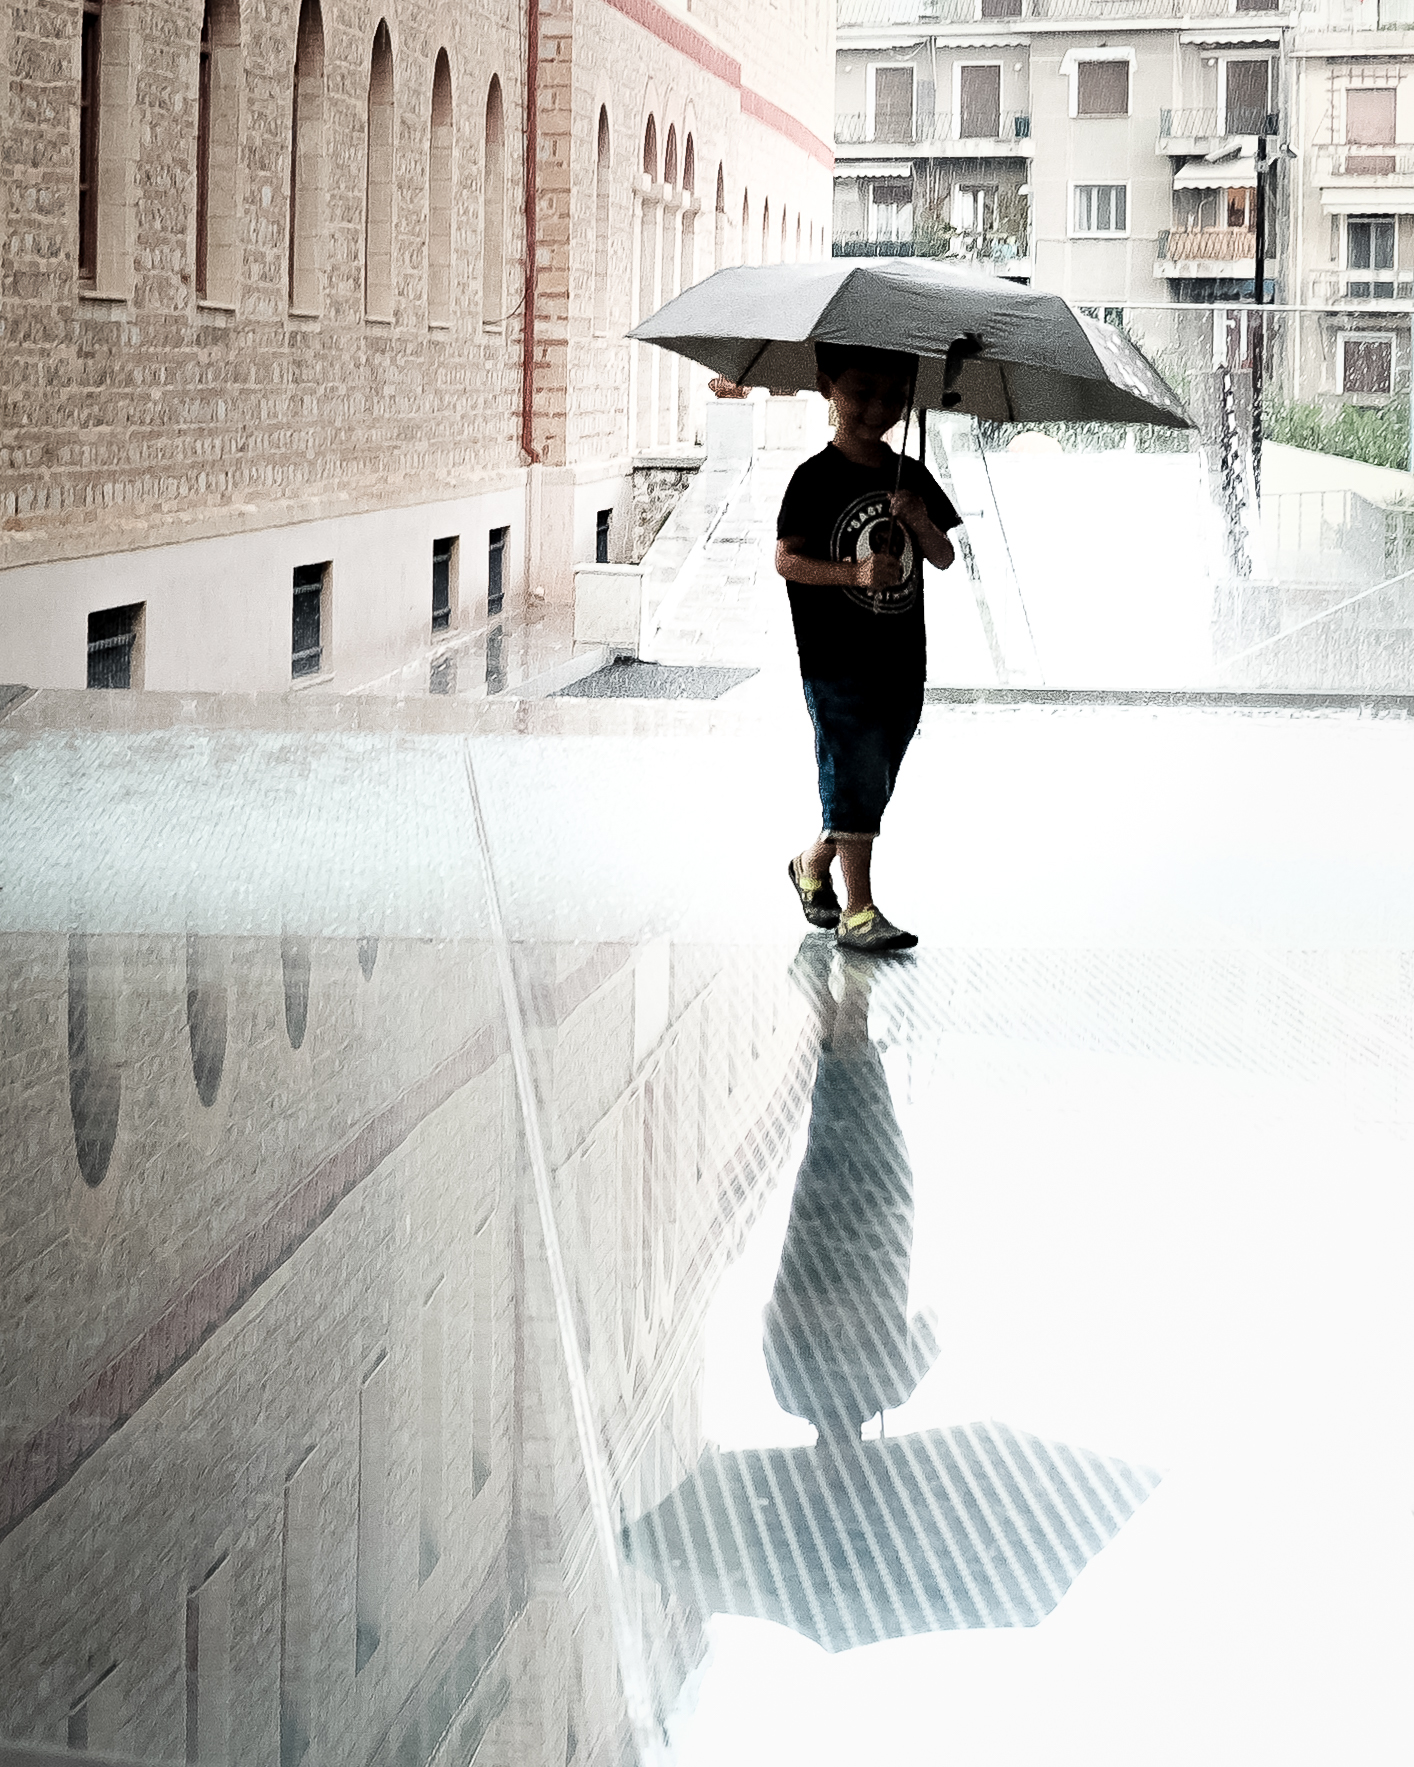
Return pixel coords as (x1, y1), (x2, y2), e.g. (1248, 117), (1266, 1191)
(1313, 143), (1414, 187)
(834, 111), (1033, 159)
(1307, 266), (1414, 305)
(1155, 226), (1277, 277)
(839, 0), (1290, 28)
(1157, 107), (1279, 153)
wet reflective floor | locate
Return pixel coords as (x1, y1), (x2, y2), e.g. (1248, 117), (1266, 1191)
(2, 684), (1413, 1767)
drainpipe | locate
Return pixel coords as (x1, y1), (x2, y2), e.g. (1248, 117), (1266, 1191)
(521, 0), (541, 464)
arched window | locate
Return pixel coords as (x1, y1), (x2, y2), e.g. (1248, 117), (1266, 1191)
(427, 49), (452, 326)
(682, 134), (694, 197)
(676, 133), (697, 437)
(714, 163), (725, 271)
(482, 76), (505, 327)
(364, 21), (394, 321)
(288, 0), (324, 314)
(79, 0), (135, 295)
(781, 206), (788, 261)
(593, 106), (610, 336)
(663, 124), (677, 189)
(795, 214), (801, 261)
(761, 198), (770, 264)
(68, 935), (120, 1187)
(642, 115), (657, 180)
(186, 935), (228, 1107)
(196, 0), (240, 306)
(740, 190), (749, 265)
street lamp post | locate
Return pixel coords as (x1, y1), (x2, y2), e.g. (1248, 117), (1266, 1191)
(1251, 132), (1269, 506)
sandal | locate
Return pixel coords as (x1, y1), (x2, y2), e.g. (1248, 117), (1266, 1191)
(788, 855), (841, 928)
(835, 905), (917, 953)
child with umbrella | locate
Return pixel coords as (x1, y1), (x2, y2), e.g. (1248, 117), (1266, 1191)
(779, 342), (961, 951)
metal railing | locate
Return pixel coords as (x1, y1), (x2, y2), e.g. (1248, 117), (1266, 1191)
(840, 0), (1294, 24)
(1157, 227), (1257, 262)
(835, 111), (1032, 146)
(1313, 144), (1414, 179)
(1158, 107), (1279, 140)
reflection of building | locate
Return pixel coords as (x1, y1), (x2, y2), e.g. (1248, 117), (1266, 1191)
(0, 0), (833, 693)
(0, 931), (809, 1764)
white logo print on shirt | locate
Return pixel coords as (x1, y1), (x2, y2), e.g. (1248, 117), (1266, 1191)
(830, 492), (918, 615)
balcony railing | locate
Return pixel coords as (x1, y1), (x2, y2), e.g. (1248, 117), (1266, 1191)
(1158, 107), (1279, 141)
(1314, 144), (1414, 179)
(1157, 227), (1257, 262)
(840, 0), (1290, 25)
(835, 112), (1032, 146)
(833, 233), (1030, 263)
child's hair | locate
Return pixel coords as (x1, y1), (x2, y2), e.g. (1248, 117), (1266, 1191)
(814, 342), (919, 383)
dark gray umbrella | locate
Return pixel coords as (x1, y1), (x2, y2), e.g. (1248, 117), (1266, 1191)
(624, 1424), (1162, 1652)
(629, 257), (1192, 429)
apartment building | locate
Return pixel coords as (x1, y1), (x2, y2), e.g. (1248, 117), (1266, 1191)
(834, 0), (1289, 303)
(0, 0), (834, 693)
(834, 0), (1414, 417)
(1288, 0), (1414, 403)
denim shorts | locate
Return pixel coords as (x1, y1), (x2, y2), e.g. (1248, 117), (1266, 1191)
(802, 677), (923, 840)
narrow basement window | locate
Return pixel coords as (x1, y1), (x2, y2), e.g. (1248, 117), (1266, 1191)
(432, 536), (455, 633)
(487, 526), (508, 617)
(292, 563), (328, 678)
(596, 508), (611, 565)
(87, 603), (143, 689)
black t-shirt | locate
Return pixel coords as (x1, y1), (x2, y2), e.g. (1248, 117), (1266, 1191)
(776, 443), (960, 686)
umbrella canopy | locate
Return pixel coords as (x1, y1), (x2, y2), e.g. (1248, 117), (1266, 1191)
(629, 258), (1192, 429)
(624, 1423), (1162, 1653)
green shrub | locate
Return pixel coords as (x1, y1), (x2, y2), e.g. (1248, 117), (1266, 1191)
(1268, 398), (1410, 473)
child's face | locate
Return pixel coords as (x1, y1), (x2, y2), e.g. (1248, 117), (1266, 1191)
(818, 367), (910, 439)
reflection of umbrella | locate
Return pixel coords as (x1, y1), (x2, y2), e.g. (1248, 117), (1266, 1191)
(624, 1425), (1162, 1652)
(629, 258), (1191, 429)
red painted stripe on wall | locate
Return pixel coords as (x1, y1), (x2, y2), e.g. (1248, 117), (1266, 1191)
(740, 87), (835, 169)
(600, 0), (834, 170)
(601, 0), (741, 86)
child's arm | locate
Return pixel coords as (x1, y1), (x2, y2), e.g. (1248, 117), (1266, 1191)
(888, 492), (955, 570)
(775, 537), (903, 589)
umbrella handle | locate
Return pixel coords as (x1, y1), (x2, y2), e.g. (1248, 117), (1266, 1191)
(880, 364), (918, 572)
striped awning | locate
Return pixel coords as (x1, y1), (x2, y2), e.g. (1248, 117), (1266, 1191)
(1175, 156), (1257, 188)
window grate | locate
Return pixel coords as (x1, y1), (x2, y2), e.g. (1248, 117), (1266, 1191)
(292, 564), (326, 678)
(87, 604), (140, 690)
(432, 536), (454, 633)
(487, 526), (508, 617)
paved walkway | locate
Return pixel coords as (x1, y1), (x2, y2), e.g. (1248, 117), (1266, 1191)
(643, 451), (803, 680)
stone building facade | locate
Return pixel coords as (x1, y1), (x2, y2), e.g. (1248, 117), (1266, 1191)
(0, 926), (812, 1763)
(0, 0), (834, 692)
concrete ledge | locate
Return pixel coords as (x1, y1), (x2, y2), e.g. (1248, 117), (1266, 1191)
(924, 685), (1414, 714)
(573, 563), (644, 652)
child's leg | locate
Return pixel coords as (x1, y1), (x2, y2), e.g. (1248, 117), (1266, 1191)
(837, 838), (874, 916)
(799, 835), (837, 880)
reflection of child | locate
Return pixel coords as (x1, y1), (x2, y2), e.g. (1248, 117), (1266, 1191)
(777, 344), (961, 952)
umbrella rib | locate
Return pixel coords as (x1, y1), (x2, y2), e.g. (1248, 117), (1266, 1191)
(735, 337), (773, 387)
